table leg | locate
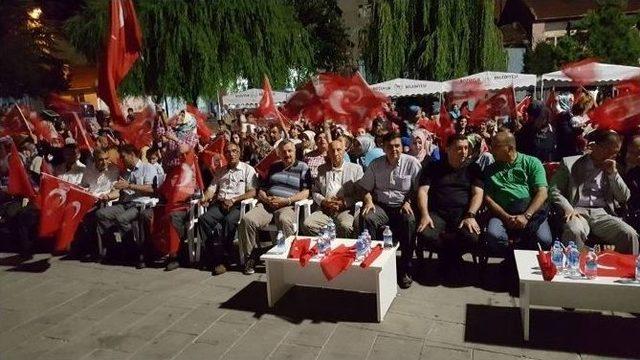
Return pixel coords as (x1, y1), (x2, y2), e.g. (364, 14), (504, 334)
(376, 252), (398, 322)
(265, 261), (292, 307)
(519, 281), (530, 341)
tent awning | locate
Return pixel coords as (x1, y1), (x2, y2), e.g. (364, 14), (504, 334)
(541, 62), (640, 87)
(222, 88), (289, 107)
(370, 78), (443, 97)
(443, 71), (537, 91)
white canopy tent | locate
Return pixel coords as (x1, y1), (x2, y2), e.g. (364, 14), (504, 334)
(443, 71), (538, 93)
(540, 63), (640, 91)
(370, 78), (443, 97)
(222, 88), (289, 108)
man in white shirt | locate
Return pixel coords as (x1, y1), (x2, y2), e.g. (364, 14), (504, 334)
(302, 140), (363, 238)
(54, 144), (85, 185)
(199, 142), (257, 275)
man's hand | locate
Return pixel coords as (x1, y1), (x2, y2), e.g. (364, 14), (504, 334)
(221, 198), (234, 211)
(564, 208), (583, 223)
(511, 215), (529, 230)
(321, 199), (337, 215)
(417, 214), (435, 233)
(361, 201), (375, 216)
(114, 179), (130, 190)
(401, 201), (414, 216)
(602, 159), (617, 175)
(459, 217), (481, 234)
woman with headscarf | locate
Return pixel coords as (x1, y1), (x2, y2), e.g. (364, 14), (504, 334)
(157, 110), (199, 170)
(303, 132), (329, 178)
(409, 129), (439, 162)
(352, 135), (385, 170)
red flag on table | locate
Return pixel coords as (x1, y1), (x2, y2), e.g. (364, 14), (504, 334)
(588, 91), (640, 134)
(112, 105), (154, 149)
(468, 87), (517, 126)
(7, 142), (37, 201)
(200, 136), (228, 172)
(254, 149), (279, 180)
(186, 104), (213, 141)
(255, 76), (290, 129)
(67, 112), (95, 151)
(97, 0), (143, 125)
(320, 245), (356, 280)
(55, 186), (98, 252)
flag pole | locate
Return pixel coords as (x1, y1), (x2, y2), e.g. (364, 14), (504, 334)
(13, 103), (36, 140)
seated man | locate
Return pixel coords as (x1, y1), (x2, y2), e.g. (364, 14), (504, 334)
(302, 140), (363, 238)
(74, 148), (120, 259)
(550, 130), (638, 254)
(417, 134), (483, 270)
(54, 143), (86, 184)
(483, 131), (552, 252)
(358, 132), (421, 289)
(95, 144), (160, 268)
(199, 142), (257, 275)
(238, 140), (311, 274)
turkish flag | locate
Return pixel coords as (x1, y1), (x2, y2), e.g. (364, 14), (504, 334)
(1, 104), (33, 137)
(256, 76), (290, 129)
(97, 0), (143, 125)
(47, 93), (82, 114)
(254, 149), (279, 180)
(38, 173), (74, 237)
(7, 142), (37, 201)
(588, 92), (640, 134)
(561, 58), (598, 86)
(55, 186), (98, 252)
(200, 136), (228, 172)
(186, 104), (213, 141)
(615, 78), (640, 96)
(516, 96), (532, 116)
(112, 105), (154, 149)
(468, 87), (516, 126)
(66, 112), (95, 151)
(579, 251), (636, 278)
(158, 152), (197, 205)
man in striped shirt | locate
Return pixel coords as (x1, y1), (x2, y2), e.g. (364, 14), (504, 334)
(238, 140), (312, 274)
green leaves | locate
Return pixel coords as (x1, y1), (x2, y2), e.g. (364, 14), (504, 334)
(65, 0), (315, 101)
(363, 0), (507, 83)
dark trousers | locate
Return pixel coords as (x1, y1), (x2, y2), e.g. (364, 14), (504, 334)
(199, 204), (240, 266)
(74, 208), (98, 256)
(96, 204), (142, 246)
(485, 200), (552, 252)
(359, 203), (416, 274)
(5, 201), (39, 255)
(418, 210), (479, 258)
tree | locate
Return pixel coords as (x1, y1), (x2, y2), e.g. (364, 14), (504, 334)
(291, 0), (355, 74)
(65, 0), (314, 102)
(363, 0), (507, 83)
(579, 0), (640, 65)
(0, 1), (68, 98)
(524, 0), (640, 74)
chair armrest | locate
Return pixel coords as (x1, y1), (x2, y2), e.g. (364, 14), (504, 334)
(294, 199), (313, 234)
(294, 199), (313, 208)
(354, 201), (363, 214)
(238, 198), (258, 224)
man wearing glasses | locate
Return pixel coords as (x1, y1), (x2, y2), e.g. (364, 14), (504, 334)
(199, 142), (258, 275)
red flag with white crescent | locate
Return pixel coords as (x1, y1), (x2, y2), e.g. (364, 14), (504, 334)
(561, 58), (599, 86)
(588, 92), (640, 134)
(1, 104), (34, 137)
(254, 149), (279, 180)
(200, 136), (228, 172)
(112, 105), (154, 149)
(97, 0), (143, 125)
(7, 142), (37, 202)
(66, 112), (95, 151)
(56, 186), (98, 252)
(186, 104), (213, 141)
(468, 87), (517, 126)
(255, 76), (290, 129)
(38, 173), (73, 237)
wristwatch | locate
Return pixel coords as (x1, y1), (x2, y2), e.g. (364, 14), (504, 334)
(524, 212), (533, 220)
(464, 211), (476, 219)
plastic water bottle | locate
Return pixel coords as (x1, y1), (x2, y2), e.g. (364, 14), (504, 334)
(362, 229), (371, 248)
(328, 220), (336, 242)
(383, 226), (393, 248)
(551, 241), (565, 271)
(635, 254), (640, 282)
(584, 247), (598, 280)
(318, 227), (330, 255)
(272, 230), (286, 255)
(566, 241), (580, 278)
(356, 236), (367, 261)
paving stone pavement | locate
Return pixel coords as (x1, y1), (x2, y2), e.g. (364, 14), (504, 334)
(0, 253), (638, 360)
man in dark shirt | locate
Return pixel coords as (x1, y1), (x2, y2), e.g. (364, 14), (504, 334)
(417, 134), (483, 270)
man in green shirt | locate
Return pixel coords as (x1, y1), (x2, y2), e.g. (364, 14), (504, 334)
(483, 132), (552, 251)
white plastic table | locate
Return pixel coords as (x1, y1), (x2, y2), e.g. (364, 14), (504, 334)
(515, 250), (640, 341)
(260, 237), (398, 322)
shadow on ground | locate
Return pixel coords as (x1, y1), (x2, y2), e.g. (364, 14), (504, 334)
(465, 304), (640, 358)
(220, 280), (378, 324)
(5, 258), (51, 273)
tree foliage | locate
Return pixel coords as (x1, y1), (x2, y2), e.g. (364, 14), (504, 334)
(524, 0), (640, 74)
(0, 0), (68, 98)
(65, 0), (316, 102)
(363, 0), (507, 82)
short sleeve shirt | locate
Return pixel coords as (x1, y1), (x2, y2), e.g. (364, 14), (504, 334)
(262, 161), (312, 198)
(207, 162), (258, 200)
(358, 154), (422, 207)
(482, 152), (547, 209)
(419, 156), (482, 211)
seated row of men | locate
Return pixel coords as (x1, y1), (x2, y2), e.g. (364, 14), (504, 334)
(203, 130), (638, 289)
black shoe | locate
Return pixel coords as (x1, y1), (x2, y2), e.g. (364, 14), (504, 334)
(164, 259), (179, 271)
(399, 273), (413, 289)
(243, 258), (255, 275)
(18, 253), (34, 261)
(136, 260), (146, 269)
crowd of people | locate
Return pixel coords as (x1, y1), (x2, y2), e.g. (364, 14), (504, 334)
(1, 90), (639, 289)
